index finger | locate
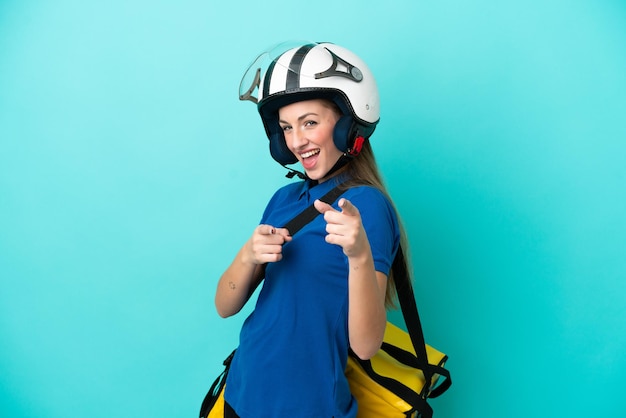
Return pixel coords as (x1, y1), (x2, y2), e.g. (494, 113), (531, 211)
(314, 199), (338, 215)
(274, 227), (292, 239)
(338, 198), (360, 216)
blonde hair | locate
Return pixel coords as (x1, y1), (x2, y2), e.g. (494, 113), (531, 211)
(339, 141), (413, 309)
(316, 98), (412, 308)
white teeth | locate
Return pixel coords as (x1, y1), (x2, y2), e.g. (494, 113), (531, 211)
(301, 149), (320, 159)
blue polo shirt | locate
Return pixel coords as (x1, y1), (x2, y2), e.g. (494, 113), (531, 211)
(225, 177), (400, 417)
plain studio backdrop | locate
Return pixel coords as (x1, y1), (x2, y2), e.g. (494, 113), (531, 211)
(1, 0), (625, 416)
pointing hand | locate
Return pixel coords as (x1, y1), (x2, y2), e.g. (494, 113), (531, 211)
(247, 224), (292, 264)
(314, 198), (369, 258)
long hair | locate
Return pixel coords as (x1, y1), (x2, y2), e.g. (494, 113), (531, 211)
(339, 140), (413, 309)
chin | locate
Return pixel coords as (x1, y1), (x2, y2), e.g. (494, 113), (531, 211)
(304, 170), (324, 181)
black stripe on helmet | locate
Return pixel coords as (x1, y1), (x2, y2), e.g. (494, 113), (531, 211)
(286, 44), (316, 90)
(262, 59), (277, 99)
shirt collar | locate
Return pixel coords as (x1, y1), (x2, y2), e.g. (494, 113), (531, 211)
(297, 173), (348, 203)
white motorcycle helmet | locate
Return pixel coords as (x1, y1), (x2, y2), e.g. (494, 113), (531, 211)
(239, 41), (380, 168)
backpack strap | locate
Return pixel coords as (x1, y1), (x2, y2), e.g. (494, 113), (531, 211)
(393, 245), (452, 398)
(282, 185), (345, 234)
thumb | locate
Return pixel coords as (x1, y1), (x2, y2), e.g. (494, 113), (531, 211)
(258, 224), (277, 235)
(338, 198), (359, 216)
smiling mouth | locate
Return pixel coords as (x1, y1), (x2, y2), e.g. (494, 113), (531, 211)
(300, 149), (320, 159)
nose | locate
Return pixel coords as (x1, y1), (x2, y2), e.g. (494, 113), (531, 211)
(287, 127), (308, 151)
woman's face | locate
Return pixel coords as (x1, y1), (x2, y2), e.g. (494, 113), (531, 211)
(278, 99), (343, 182)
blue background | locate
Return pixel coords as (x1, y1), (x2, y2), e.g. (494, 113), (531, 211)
(1, 0), (625, 416)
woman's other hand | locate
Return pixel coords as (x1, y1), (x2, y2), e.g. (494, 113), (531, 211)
(245, 225), (292, 265)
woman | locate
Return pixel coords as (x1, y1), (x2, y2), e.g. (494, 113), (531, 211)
(215, 41), (410, 418)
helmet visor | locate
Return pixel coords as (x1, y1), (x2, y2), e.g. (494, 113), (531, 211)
(238, 40), (319, 104)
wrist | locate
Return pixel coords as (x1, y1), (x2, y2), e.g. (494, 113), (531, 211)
(239, 240), (257, 266)
(347, 250), (374, 270)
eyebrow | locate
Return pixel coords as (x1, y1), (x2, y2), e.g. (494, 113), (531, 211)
(278, 112), (319, 124)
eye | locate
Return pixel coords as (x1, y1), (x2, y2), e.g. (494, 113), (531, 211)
(304, 120), (317, 127)
(281, 124), (292, 132)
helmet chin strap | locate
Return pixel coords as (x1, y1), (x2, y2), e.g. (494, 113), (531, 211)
(282, 165), (306, 180)
(281, 153), (352, 184)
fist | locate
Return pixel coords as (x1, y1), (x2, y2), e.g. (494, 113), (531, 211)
(247, 225), (292, 264)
